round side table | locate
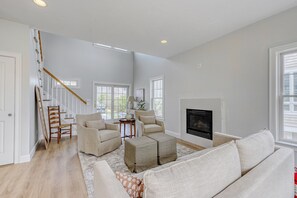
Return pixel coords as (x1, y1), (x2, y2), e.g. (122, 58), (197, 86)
(119, 118), (136, 139)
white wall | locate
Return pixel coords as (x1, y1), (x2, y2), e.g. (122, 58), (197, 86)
(0, 19), (38, 160)
(134, 6), (297, 138)
(41, 32), (134, 109)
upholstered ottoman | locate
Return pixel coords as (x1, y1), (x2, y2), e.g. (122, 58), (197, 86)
(124, 136), (158, 173)
(146, 133), (177, 165)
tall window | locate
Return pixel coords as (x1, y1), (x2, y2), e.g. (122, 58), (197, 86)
(150, 76), (164, 119)
(270, 43), (297, 145)
(94, 83), (129, 120)
(281, 52), (297, 142)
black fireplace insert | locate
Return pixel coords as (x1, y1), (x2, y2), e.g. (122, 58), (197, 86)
(186, 109), (213, 140)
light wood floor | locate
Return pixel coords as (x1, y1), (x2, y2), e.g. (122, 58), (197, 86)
(0, 136), (88, 198)
(0, 132), (203, 198)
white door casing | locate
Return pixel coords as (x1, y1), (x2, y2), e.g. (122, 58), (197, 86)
(0, 55), (15, 165)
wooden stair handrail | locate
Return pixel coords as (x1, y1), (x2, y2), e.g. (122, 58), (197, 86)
(43, 67), (87, 104)
(38, 30), (43, 62)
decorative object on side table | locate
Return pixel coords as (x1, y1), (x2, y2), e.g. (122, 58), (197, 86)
(127, 96), (136, 109)
(137, 100), (146, 110)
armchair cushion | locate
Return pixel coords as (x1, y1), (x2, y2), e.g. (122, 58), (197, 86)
(140, 116), (156, 125)
(99, 130), (121, 142)
(144, 124), (163, 133)
(86, 120), (106, 130)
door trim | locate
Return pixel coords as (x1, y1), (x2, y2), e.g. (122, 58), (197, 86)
(0, 51), (22, 164)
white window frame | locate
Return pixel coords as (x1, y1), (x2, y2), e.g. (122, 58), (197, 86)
(54, 79), (80, 89)
(269, 41), (297, 146)
(150, 75), (165, 119)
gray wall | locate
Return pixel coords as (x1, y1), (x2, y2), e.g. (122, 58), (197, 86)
(41, 32), (134, 108)
(134, 6), (297, 138)
(0, 19), (38, 158)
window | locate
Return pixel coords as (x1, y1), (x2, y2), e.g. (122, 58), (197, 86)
(150, 76), (164, 119)
(55, 79), (80, 89)
(270, 42), (297, 145)
(94, 83), (129, 120)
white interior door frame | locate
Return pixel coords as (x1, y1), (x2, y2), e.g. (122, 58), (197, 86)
(0, 51), (22, 164)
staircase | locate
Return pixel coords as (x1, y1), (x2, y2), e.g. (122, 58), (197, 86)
(42, 67), (89, 121)
(32, 29), (91, 136)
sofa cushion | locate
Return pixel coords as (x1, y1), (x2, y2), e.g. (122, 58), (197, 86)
(99, 130), (120, 142)
(144, 124), (162, 133)
(236, 129), (275, 175)
(140, 116), (156, 124)
(143, 141), (241, 198)
(86, 120), (105, 130)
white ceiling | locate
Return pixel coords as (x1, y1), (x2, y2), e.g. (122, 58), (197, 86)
(0, 0), (297, 57)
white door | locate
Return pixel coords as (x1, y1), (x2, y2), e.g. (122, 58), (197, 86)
(0, 55), (15, 165)
(94, 84), (129, 120)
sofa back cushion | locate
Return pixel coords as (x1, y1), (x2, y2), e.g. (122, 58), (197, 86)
(143, 141), (241, 198)
(236, 129), (275, 175)
(140, 116), (156, 125)
(135, 110), (155, 120)
(76, 113), (102, 126)
(86, 120), (105, 130)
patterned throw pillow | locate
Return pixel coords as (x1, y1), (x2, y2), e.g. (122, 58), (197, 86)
(115, 171), (144, 198)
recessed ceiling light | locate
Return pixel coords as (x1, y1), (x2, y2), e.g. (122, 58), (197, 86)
(33, 0), (47, 7)
(94, 43), (112, 48)
(114, 47), (128, 52)
(161, 40), (168, 44)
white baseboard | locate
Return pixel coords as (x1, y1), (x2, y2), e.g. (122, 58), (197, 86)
(19, 154), (30, 163)
(30, 141), (39, 160)
(165, 130), (181, 138)
(19, 140), (39, 163)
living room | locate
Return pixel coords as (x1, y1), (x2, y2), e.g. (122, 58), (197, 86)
(1, 0), (297, 197)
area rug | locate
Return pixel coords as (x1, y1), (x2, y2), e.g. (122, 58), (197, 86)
(78, 143), (197, 198)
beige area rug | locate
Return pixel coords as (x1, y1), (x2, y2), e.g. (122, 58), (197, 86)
(78, 142), (197, 198)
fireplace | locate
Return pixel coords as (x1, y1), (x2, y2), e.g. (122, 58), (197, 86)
(186, 109), (213, 140)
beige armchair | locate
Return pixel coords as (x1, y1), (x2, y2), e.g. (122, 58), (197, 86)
(135, 110), (165, 137)
(76, 113), (121, 156)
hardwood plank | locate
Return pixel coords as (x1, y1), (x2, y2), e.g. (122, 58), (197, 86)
(0, 136), (87, 198)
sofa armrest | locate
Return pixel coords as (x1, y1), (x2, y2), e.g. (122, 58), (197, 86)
(213, 132), (241, 147)
(156, 119), (165, 132)
(136, 120), (144, 137)
(106, 123), (119, 131)
(94, 161), (129, 198)
(214, 147), (294, 198)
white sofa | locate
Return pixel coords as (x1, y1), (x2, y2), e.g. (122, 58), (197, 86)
(93, 131), (294, 198)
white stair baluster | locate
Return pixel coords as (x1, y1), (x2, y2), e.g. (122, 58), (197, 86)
(51, 77), (54, 106)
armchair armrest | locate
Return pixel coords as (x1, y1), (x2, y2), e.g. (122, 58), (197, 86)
(77, 125), (100, 154)
(156, 119), (165, 132)
(213, 132), (241, 147)
(106, 123), (119, 131)
(94, 161), (129, 198)
(136, 120), (144, 137)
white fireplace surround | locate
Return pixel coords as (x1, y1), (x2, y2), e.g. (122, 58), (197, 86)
(180, 98), (225, 148)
